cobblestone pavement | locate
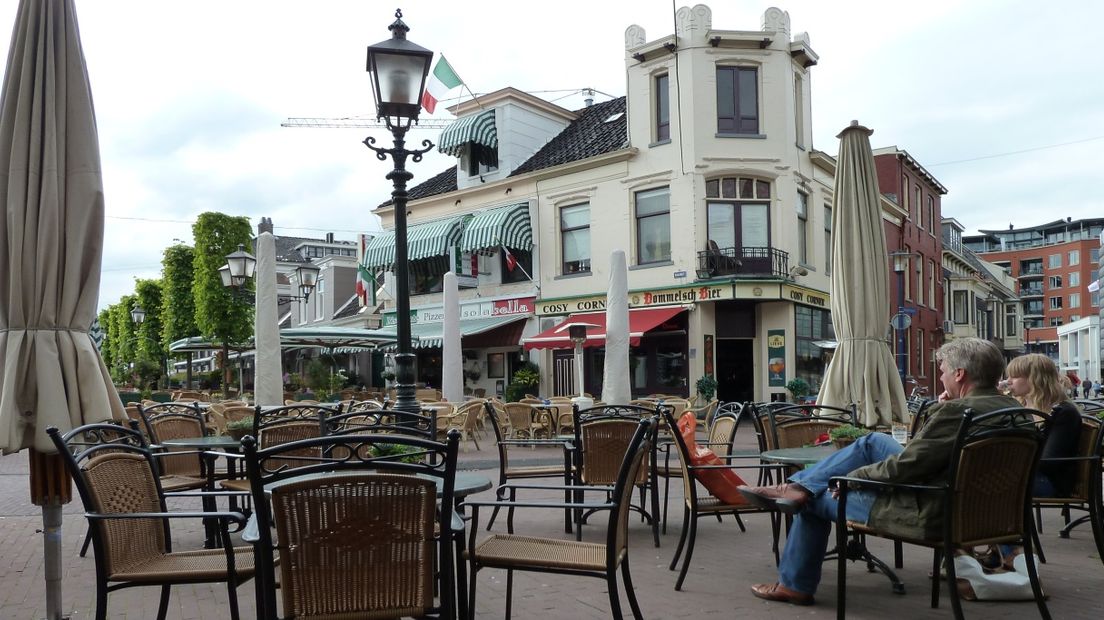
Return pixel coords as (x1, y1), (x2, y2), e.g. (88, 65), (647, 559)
(1, 432), (1100, 619)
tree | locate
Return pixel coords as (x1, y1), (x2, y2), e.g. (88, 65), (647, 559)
(134, 278), (166, 388)
(192, 212), (254, 396)
(106, 295), (136, 384)
(97, 308), (114, 371)
(160, 243), (197, 345)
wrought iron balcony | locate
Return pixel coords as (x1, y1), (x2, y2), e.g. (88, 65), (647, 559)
(696, 245), (789, 279)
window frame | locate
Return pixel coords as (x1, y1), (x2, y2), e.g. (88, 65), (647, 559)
(634, 186), (672, 265)
(560, 203), (591, 275)
(715, 65), (759, 135)
(500, 248), (533, 284)
(705, 176), (772, 258)
(824, 204), (832, 274)
(654, 73), (670, 142)
(796, 191), (809, 265)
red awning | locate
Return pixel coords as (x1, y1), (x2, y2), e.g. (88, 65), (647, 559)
(524, 306), (686, 350)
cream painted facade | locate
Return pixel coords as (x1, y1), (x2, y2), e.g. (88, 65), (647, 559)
(372, 6), (835, 401)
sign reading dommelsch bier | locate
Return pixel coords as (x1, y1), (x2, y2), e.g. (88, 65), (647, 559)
(537, 284), (733, 316)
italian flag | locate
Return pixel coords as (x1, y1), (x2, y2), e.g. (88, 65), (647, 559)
(355, 234), (377, 306)
(421, 55), (462, 114)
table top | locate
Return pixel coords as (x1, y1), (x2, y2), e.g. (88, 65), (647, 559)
(760, 445), (836, 465)
(160, 435), (242, 449)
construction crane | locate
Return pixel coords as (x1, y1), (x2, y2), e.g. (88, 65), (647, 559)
(281, 116), (454, 129)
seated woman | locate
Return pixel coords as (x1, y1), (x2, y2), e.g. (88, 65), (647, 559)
(1005, 353), (1081, 498)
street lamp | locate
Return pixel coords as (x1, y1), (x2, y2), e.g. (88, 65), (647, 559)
(221, 244), (319, 303)
(889, 250), (914, 384)
(129, 304), (165, 389)
(364, 8), (435, 415)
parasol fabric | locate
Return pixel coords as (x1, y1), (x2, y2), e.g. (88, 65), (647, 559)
(0, 0), (125, 455)
(253, 226), (282, 406)
(816, 121), (907, 427)
(601, 250), (631, 404)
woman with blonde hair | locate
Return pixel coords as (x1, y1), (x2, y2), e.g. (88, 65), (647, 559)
(1005, 353), (1081, 497)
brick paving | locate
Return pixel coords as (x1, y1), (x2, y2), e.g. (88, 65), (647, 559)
(1, 431), (1101, 619)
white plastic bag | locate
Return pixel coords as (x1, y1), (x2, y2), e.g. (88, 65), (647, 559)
(953, 552), (1040, 601)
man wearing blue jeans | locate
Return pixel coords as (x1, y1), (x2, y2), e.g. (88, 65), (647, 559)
(739, 337), (1020, 606)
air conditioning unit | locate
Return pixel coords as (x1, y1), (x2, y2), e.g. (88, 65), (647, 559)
(942, 320), (955, 333)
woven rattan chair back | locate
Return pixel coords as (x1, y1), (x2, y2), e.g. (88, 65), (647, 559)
(253, 404), (336, 471)
(322, 408), (436, 440)
(1063, 415), (1103, 501)
(612, 419), (655, 553)
(579, 418), (645, 486)
(952, 435), (1040, 546)
(140, 404), (205, 477)
(346, 399), (385, 413)
(244, 430), (461, 619)
(504, 403), (539, 439)
(706, 411), (739, 458)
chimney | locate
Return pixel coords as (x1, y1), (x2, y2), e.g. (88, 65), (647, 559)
(582, 88), (594, 107)
(258, 217), (273, 234)
(326, 232), (334, 243)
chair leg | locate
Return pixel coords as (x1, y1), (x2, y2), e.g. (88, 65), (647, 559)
(1032, 519), (1047, 563)
(620, 560), (644, 620)
(836, 517), (848, 620)
(669, 505), (690, 571)
(674, 512), (698, 591)
(945, 547), (964, 620)
(226, 577), (241, 620)
(156, 584), (171, 620)
(733, 512), (746, 533)
(505, 569), (514, 619)
(79, 524), (92, 558)
(1022, 532), (1052, 620)
(930, 549), (941, 608)
(606, 572), (624, 620)
(95, 579), (108, 620)
(1091, 501), (1104, 568)
(661, 474), (671, 535)
(467, 565), (479, 620)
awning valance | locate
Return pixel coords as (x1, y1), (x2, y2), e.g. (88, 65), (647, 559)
(280, 326), (401, 349)
(523, 307), (686, 350)
(438, 109), (497, 159)
(361, 215), (467, 270)
(459, 202), (533, 255)
(376, 314), (527, 349)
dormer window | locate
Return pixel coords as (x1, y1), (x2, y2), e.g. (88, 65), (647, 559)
(466, 145), (498, 177)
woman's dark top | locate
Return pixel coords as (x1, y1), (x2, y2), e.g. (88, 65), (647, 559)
(1038, 401), (1082, 496)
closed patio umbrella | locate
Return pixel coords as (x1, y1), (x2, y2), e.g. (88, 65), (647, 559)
(602, 250), (631, 404)
(816, 121), (907, 427)
(0, 1), (125, 616)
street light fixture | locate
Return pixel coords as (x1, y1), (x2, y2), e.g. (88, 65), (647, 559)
(130, 304), (146, 325)
(221, 244), (319, 302)
(364, 8), (435, 415)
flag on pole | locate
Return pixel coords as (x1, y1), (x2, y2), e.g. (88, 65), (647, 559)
(503, 246), (517, 272)
(421, 55), (462, 114)
(1089, 278), (1100, 293)
(356, 233), (377, 306)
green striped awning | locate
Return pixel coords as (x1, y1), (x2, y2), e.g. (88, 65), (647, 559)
(376, 314), (527, 350)
(459, 202), (533, 255)
(437, 109), (497, 157)
(360, 215), (467, 270)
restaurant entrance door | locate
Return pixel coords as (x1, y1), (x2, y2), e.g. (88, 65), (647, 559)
(716, 338), (753, 403)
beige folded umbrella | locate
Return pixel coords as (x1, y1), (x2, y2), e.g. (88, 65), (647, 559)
(0, 1), (125, 616)
(817, 121), (907, 427)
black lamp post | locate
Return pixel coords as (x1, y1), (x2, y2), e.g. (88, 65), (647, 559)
(364, 9), (435, 414)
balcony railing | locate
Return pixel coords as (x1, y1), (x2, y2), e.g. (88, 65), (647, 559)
(696, 245), (789, 279)
(1018, 266), (1044, 278)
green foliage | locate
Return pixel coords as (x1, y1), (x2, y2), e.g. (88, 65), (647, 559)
(97, 308), (114, 370)
(134, 278), (166, 363)
(131, 357), (161, 392)
(225, 416), (255, 432)
(304, 359), (330, 392)
(785, 377), (810, 398)
(505, 361), (541, 402)
(160, 244), (197, 345)
(380, 370), (396, 382)
(512, 365), (540, 388)
(328, 369), (348, 396)
(829, 424), (871, 440)
(191, 212), (254, 351)
(696, 374), (718, 401)
(372, 443), (424, 464)
(106, 296), (137, 379)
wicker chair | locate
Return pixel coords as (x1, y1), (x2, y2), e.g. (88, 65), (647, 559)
(451, 400), (484, 450)
(481, 400), (575, 532)
(571, 405), (661, 547)
(661, 407), (780, 589)
(220, 404), (339, 493)
(832, 407), (1051, 620)
(49, 423), (254, 620)
(137, 403), (210, 491)
(1030, 413), (1104, 565)
(503, 402), (548, 439)
(464, 418), (654, 620)
(322, 407), (437, 440)
(243, 430), (461, 619)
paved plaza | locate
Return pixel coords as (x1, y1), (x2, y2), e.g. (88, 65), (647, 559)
(1, 431), (1101, 619)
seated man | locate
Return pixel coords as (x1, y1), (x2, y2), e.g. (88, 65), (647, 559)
(738, 337), (1020, 606)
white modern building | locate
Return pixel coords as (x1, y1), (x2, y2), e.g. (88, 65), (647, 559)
(1058, 316), (1100, 389)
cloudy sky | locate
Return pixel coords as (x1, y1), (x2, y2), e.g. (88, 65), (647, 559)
(2, 0), (1101, 310)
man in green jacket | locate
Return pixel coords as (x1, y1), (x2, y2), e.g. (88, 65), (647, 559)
(739, 337), (1020, 606)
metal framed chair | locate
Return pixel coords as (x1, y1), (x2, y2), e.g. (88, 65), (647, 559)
(464, 418), (654, 620)
(49, 423), (253, 620)
(831, 407), (1051, 620)
(243, 429), (461, 619)
(661, 407), (780, 589)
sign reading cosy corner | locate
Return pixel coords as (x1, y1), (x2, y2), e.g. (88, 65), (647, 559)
(537, 284), (733, 316)
(384, 296), (535, 326)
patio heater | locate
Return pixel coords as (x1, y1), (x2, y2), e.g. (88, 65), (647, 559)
(363, 9), (435, 414)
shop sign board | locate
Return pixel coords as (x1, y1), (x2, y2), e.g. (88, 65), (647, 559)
(767, 329), (786, 387)
(536, 284), (734, 316)
(383, 296), (535, 326)
(781, 284), (829, 308)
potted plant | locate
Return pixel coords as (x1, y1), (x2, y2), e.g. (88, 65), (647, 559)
(828, 424), (871, 450)
(381, 370), (396, 388)
(696, 374), (718, 402)
(785, 378), (810, 403)
(225, 416), (254, 441)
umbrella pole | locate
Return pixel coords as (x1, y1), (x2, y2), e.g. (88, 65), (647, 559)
(42, 503), (64, 620)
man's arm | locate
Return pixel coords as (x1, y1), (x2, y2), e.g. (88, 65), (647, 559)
(847, 402), (965, 484)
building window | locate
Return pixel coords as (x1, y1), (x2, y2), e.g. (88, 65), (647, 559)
(706, 176), (770, 262)
(716, 66), (758, 135)
(1049, 316), (1063, 327)
(824, 205), (832, 274)
(654, 74), (670, 142)
(914, 186), (922, 227)
(795, 305), (834, 394)
(1048, 253), (1062, 269)
(793, 73), (804, 147)
(903, 246), (912, 302)
(315, 277), (325, 320)
(928, 259), (936, 307)
(560, 203), (591, 274)
(953, 290), (970, 323)
(1005, 305), (1018, 336)
(917, 329), (925, 377)
(926, 197), (935, 235)
(1071, 314), (1081, 321)
(901, 175), (909, 214)
(1049, 296), (1063, 310)
(1069, 272), (1080, 287)
(1068, 250), (1080, 266)
(500, 248), (532, 284)
(796, 192), (808, 264)
(915, 258), (924, 306)
(1070, 293), (1080, 308)
(1093, 290), (1100, 308)
(1049, 275), (1063, 289)
(635, 187), (671, 264)
(298, 297), (307, 325)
